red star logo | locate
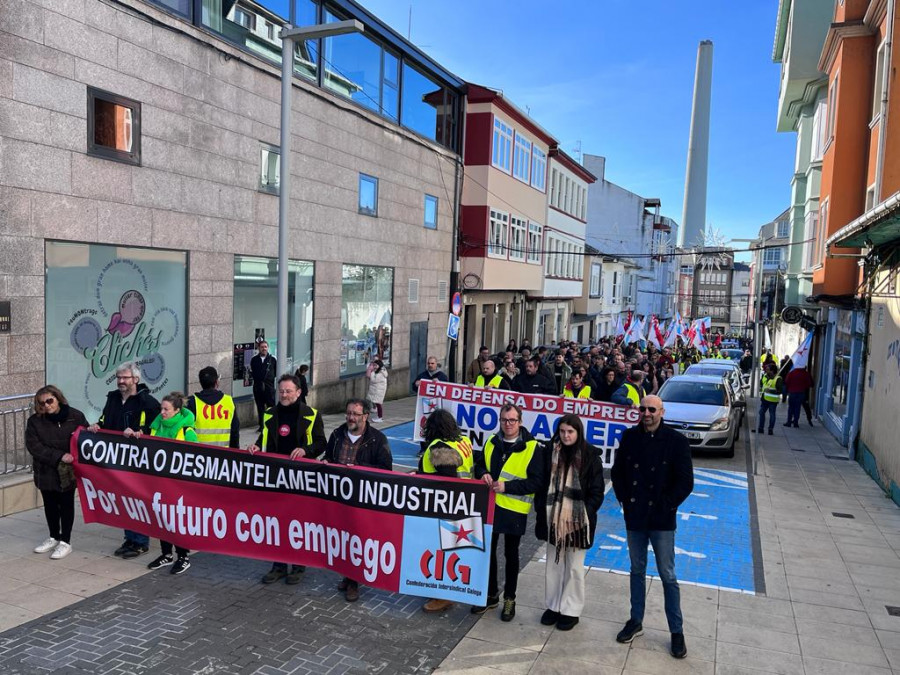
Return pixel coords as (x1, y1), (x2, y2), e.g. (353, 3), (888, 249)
(453, 524), (473, 543)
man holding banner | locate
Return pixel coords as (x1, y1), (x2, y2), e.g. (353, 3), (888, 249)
(472, 403), (544, 622)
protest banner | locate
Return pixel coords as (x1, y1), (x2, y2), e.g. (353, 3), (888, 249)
(72, 429), (494, 604)
(414, 381), (640, 467)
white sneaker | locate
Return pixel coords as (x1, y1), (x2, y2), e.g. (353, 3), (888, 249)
(34, 537), (59, 554)
(370, 416), (382, 422)
(50, 541), (72, 560)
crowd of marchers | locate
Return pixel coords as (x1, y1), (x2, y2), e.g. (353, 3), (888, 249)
(27, 333), (794, 661)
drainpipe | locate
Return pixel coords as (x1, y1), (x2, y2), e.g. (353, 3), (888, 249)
(875, 0), (895, 201)
(848, 260), (872, 462)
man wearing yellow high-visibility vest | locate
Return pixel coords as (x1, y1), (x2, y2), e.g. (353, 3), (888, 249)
(472, 403), (544, 623)
(186, 367), (240, 448)
(754, 362), (783, 436)
(419, 409), (476, 614)
(474, 358), (511, 390)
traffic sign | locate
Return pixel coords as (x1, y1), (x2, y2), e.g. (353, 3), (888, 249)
(447, 314), (460, 341)
(451, 292), (462, 316)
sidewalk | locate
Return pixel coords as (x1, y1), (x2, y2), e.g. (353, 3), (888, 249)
(2, 398), (900, 673)
(435, 403), (900, 674)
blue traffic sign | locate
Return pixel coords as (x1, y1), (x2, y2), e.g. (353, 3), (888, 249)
(447, 314), (460, 341)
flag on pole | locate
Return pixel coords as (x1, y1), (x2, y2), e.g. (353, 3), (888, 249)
(623, 309), (633, 334)
(624, 315), (644, 346)
(790, 332), (813, 370)
(613, 315), (624, 340)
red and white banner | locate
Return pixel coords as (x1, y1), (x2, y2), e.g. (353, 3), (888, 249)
(72, 429), (494, 603)
(414, 381), (640, 467)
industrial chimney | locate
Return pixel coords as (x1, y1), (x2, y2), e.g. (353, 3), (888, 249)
(679, 40), (713, 249)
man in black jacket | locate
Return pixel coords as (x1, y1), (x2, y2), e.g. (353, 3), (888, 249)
(248, 374), (326, 585)
(249, 340), (276, 431)
(511, 358), (556, 395)
(324, 398), (393, 602)
(611, 394), (693, 660)
(186, 366), (240, 448)
(88, 361), (161, 559)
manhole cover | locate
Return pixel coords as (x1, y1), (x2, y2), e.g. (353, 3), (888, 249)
(832, 512), (855, 519)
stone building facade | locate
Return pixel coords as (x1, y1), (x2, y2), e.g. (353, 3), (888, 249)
(0, 0), (463, 419)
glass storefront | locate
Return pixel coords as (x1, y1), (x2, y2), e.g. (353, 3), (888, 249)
(232, 256), (314, 398)
(340, 265), (393, 377)
(830, 310), (853, 419)
(45, 242), (187, 419)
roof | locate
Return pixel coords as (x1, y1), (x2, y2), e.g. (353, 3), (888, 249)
(828, 190), (900, 249)
(466, 83), (558, 146)
(549, 147), (597, 184)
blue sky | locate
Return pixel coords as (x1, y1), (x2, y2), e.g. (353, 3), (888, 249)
(359, 0), (795, 252)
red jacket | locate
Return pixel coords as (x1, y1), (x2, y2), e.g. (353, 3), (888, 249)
(784, 368), (813, 393)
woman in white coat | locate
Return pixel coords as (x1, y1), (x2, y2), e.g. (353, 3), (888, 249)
(366, 359), (388, 422)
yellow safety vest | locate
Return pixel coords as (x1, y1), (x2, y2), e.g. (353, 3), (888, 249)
(262, 407), (319, 450)
(422, 437), (474, 479)
(483, 436), (537, 515)
(475, 374), (504, 388)
(761, 375), (781, 403)
(563, 385), (592, 399)
(193, 394), (235, 446)
(623, 382), (641, 405)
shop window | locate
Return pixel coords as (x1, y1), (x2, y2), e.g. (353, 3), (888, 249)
(45, 242), (187, 419)
(424, 194), (438, 229)
(259, 144), (280, 194)
(341, 265), (393, 377)
(232, 256), (314, 399)
(87, 87), (140, 165)
(359, 173), (378, 216)
(148, 0), (191, 17)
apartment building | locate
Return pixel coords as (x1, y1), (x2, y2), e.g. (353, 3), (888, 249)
(0, 0), (464, 419)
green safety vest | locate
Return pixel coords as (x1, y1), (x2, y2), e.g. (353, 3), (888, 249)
(623, 382), (641, 405)
(151, 425), (196, 442)
(475, 374), (504, 388)
(193, 394), (235, 446)
(262, 407), (319, 450)
(422, 437), (474, 479)
(484, 436), (537, 515)
(761, 375), (781, 403)
(563, 385), (592, 399)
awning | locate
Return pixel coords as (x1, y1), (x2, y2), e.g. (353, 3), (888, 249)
(570, 313), (600, 323)
(828, 190), (900, 248)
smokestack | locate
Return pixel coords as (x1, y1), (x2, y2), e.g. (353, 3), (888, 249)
(679, 40), (713, 249)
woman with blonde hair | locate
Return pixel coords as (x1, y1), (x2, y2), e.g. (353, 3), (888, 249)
(25, 385), (88, 560)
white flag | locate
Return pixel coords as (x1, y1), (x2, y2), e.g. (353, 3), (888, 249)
(790, 332), (813, 370)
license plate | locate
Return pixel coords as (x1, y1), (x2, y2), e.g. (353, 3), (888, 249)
(683, 431), (702, 440)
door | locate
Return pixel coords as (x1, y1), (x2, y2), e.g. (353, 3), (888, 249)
(409, 321), (428, 392)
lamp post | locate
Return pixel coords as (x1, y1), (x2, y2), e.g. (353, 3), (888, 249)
(276, 20), (363, 374)
(732, 235), (772, 396)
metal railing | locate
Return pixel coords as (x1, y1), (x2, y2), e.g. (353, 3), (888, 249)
(1, 394), (33, 475)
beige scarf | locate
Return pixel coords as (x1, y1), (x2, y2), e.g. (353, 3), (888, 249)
(547, 441), (590, 562)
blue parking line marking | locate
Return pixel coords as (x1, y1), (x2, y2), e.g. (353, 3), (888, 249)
(379, 421), (420, 470)
(585, 468), (755, 593)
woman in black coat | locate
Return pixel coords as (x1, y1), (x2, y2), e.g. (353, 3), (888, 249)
(534, 413), (605, 631)
(25, 385), (88, 560)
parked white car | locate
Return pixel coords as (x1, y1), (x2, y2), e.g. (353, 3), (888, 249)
(657, 374), (743, 458)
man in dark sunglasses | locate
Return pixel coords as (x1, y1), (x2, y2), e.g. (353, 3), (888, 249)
(611, 395), (694, 660)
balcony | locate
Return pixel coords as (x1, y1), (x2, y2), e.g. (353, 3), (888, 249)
(653, 217), (671, 232)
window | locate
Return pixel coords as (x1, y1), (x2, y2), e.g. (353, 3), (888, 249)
(513, 134), (531, 183)
(266, 21), (276, 42)
(804, 209), (819, 270)
(382, 50), (399, 123)
(232, 6), (255, 30)
(87, 87), (140, 165)
(527, 221), (542, 264)
(590, 263), (602, 297)
(777, 219), (790, 238)
(549, 168), (557, 205)
(323, 14), (384, 116)
(424, 194), (438, 229)
(292, 0), (319, 81)
(489, 209), (509, 258)
(46, 242), (187, 418)
(826, 77), (838, 143)
(492, 118), (513, 172)
(400, 61), (455, 142)
(873, 41), (887, 122)
(816, 200), (828, 267)
(341, 265), (393, 377)
(259, 144), (280, 194)
(233, 255), (314, 397)
(509, 216), (526, 261)
(531, 147), (546, 190)
(612, 271), (619, 298)
(359, 174), (378, 216)
(149, 0), (191, 17)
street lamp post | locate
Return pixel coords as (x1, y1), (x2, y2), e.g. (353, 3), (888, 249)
(276, 20), (363, 374)
(732, 236), (772, 397)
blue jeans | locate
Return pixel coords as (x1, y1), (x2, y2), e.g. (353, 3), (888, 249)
(125, 529), (149, 547)
(786, 392), (805, 426)
(627, 529), (683, 634)
(758, 400), (778, 432)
